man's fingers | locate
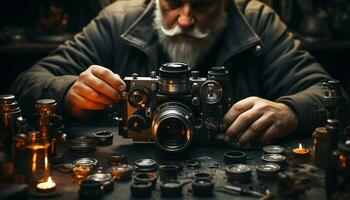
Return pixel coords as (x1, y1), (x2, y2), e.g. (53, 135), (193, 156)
(74, 83), (117, 105)
(259, 125), (279, 144)
(235, 115), (273, 148)
(223, 97), (259, 128)
(70, 91), (108, 110)
(80, 72), (120, 101)
(225, 108), (262, 143)
(90, 65), (126, 92)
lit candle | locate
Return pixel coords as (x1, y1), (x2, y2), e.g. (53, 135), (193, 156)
(36, 176), (56, 193)
(293, 143), (310, 157)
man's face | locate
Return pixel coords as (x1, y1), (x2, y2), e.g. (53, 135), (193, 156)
(154, 0), (228, 67)
(159, 0), (226, 34)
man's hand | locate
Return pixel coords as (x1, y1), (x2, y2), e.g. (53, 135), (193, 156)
(223, 96), (299, 148)
(64, 65), (126, 117)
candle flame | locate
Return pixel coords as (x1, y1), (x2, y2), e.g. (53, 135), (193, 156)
(48, 176), (54, 183)
(299, 143), (303, 150)
(32, 151), (37, 172)
(45, 152), (48, 170)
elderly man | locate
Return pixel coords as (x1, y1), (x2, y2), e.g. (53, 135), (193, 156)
(12, 0), (335, 148)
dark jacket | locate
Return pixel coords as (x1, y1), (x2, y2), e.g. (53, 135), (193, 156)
(12, 0), (334, 135)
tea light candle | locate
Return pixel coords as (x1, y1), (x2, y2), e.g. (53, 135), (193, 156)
(293, 143), (310, 157)
(36, 176), (56, 193)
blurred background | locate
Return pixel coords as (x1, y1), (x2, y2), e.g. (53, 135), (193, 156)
(0, 0), (349, 94)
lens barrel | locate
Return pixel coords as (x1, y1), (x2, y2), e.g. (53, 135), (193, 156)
(158, 62), (191, 95)
(151, 102), (193, 152)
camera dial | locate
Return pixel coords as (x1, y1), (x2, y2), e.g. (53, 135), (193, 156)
(200, 80), (223, 104)
(128, 88), (152, 109)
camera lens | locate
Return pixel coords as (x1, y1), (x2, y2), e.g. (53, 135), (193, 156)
(158, 119), (186, 147)
(158, 62), (191, 95)
(152, 103), (193, 152)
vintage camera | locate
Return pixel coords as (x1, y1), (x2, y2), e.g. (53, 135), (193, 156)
(119, 62), (230, 152)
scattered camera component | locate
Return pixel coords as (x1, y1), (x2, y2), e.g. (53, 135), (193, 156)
(72, 158), (98, 179)
(224, 151), (247, 164)
(194, 172), (212, 180)
(130, 181), (153, 198)
(261, 154), (287, 170)
(73, 158), (98, 167)
(134, 172), (158, 190)
(225, 164), (252, 183)
(256, 163), (281, 180)
(79, 180), (104, 199)
(108, 164), (133, 181)
(108, 153), (128, 165)
(159, 164), (178, 181)
(200, 80), (223, 104)
(192, 178), (215, 197)
(186, 160), (201, 169)
(263, 145), (285, 154)
(69, 136), (96, 153)
(134, 159), (157, 172)
(159, 161), (184, 172)
(92, 131), (113, 146)
(86, 171), (114, 192)
(160, 180), (184, 198)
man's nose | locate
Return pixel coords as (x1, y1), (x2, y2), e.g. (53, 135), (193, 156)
(178, 4), (194, 28)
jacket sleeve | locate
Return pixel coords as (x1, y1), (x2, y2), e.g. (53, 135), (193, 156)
(11, 11), (116, 118)
(244, 1), (349, 136)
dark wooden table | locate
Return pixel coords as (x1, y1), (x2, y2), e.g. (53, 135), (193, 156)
(27, 127), (325, 200)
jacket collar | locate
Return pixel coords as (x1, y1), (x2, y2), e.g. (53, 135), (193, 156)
(121, 0), (262, 69)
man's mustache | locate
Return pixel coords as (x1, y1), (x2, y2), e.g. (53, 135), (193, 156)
(160, 25), (210, 39)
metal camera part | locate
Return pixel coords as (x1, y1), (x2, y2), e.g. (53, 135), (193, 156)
(120, 62), (229, 152)
(87, 171), (114, 192)
(69, 136), (96, 153)
(200, 80), (223, 104)
(225, 164), (252, 183)
(261, 154), (287, 169)
(263, 145), (285, 154)
(256, 163), (281, 180)
(79, 180), (104, 199)
(134, 172), (158, 190)
(128, 88), (153, 109)
(186, 160), (201, 169)
(224, 151), (247, 164)
(130, 181), (153, 198)
(108, 164), (133, 181)
(192, 178), (215, 197)
(134, 159), (157, 172)
(108, 153), (128, 165)
(160, 180), (183, 198)
(73, 158), (98, 168)
(194, 172), (212, 180)
(159, 164), (178, 181)
(158, 62), (191, 95)
(159, 161), (184, 172)
(151, 102), (193, 152)
(92, 131), (113, 146)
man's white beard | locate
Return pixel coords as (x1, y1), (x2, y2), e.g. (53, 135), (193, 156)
(153, 0), (228, 68)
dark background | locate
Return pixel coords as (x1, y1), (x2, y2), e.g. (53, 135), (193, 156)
(0, 0), (349, 94)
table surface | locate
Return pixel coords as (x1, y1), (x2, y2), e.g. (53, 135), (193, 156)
(27, 127), (325, 200)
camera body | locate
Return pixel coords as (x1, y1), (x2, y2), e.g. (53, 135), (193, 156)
(119, 62), (231, 152)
